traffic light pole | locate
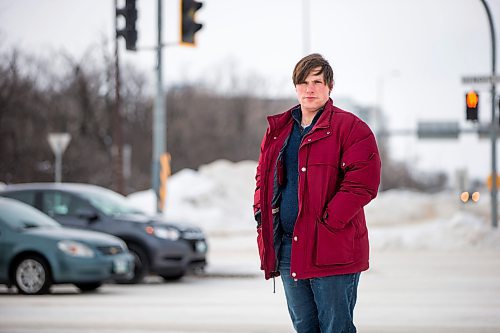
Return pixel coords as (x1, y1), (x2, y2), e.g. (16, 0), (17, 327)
(113, 0), (125, 195)
(152, 0), (166, 213)
(478, 0), (497, 228)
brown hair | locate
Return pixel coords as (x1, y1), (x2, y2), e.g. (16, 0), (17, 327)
(292, 53), (334, 89)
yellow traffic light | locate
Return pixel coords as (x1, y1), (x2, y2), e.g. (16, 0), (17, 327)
(466, 90), (478, 108)
(471, 191), (480, 203)
(465, 90), (479, 121)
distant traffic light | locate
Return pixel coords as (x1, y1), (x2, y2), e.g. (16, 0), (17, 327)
(180, 0), (203, 46)
(116, 0), (138, 51)
(465, 90), (479, 121)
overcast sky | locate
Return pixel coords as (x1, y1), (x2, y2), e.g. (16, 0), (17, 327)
(1, 0), (499, 182)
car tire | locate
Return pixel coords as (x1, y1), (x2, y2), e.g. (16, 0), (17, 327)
(116, 244), (149, 284)
(14, 255), (52, 295)
(160, 272), (184, 281)
(75, 282), (102, 293)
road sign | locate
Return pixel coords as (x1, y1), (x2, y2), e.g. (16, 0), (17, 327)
(47, 133), (71, 183)
(417, 121), (460, 139)
(461, 75), (500, 84)
(48, 133), (71, 155)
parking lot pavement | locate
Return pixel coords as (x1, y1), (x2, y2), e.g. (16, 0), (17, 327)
(1, 233), (500, 333)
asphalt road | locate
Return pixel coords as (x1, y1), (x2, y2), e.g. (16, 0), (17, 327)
(1, 237), (500, 333)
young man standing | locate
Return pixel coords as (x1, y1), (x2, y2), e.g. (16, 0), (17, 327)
(253, 54), (381, 332)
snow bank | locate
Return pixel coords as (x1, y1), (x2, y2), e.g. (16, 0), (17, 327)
(128, 160), (257, 232)
(127, 159), (500, 250)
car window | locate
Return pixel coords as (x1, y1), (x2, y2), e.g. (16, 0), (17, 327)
(2, 191), (36, 206)
(42, 191), (90, 218)
(0, 199), (60, 230)
(78, 188), (144, 216)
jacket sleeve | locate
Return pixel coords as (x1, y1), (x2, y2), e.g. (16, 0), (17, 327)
(323, 120), (381, 229)
(254, 128), (269, 226)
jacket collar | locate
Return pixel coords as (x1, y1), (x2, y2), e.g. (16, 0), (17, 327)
(267, 98), (335, 132)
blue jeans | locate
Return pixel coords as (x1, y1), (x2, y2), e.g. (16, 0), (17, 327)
(278, 239), (360, 333)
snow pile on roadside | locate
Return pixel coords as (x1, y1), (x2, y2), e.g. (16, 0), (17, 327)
(127, 159), (500, 250)
(370, 212), (500, 250)
(128, 160), (256, 232)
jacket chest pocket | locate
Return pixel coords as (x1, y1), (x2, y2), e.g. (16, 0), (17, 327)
(314, 219), (355, 266)
(303, 143), (341, 207)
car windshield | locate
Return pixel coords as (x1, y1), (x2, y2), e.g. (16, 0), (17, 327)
(0, 199), (61, 230)
(77, 187), (145, 217)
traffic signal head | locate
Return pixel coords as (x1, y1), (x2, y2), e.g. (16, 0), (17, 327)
(180, 0), (203, 46)
(465, 90), (479, 121)
(116, 0), (138, 51)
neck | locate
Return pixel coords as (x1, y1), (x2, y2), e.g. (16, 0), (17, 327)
(301, 108), (320, 126)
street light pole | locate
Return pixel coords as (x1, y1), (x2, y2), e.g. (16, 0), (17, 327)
(302, 0), (310, 55)
(478, 0), (497, 228)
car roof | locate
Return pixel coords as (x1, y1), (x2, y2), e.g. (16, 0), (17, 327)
(1, 182), (107, 194)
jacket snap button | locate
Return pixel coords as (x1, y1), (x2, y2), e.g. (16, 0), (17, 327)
(307, 138), (311, 142)
(291, 272), (297, 277)
(342, 162), (346, 167)
(327, 131), (331, 135)
(273, 136), (277, 140)
(294, 278), (298, 282)
(301, 167), (306, 172)
(293, 236), (298, 241)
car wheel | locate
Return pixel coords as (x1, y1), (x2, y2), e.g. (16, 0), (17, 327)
(74, 282), (102, 293)
(14, 255), (52, 295)
(116, 244), (149, 284)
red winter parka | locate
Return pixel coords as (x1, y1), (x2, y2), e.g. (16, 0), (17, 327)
(253, 99), (381, 280)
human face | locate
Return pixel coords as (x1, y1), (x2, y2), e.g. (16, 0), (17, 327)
(295, 67), (331, 114)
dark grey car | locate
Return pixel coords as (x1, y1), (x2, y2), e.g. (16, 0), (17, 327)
(0, 183), (208, 284)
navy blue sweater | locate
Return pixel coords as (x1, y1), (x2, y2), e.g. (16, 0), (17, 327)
(279, 107), (324, 236)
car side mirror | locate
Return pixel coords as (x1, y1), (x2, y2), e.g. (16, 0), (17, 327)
(76, 208), (99, 222)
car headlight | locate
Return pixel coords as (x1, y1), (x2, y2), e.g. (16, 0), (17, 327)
(145, 226), (180, 241)
(58, 240), (95, 258)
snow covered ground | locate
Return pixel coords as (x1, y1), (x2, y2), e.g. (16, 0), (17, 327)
(128, 159), (500, 252)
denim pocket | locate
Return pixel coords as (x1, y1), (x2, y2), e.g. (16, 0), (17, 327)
(314, 219), (355, 266)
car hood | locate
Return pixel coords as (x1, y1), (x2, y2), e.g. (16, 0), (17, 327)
(27, 227), (124, 246)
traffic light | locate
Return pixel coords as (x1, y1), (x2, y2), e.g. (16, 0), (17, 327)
(116, 0), (138, 51)
(465, 90), (479, 121)
(180, 0), (203, 46)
